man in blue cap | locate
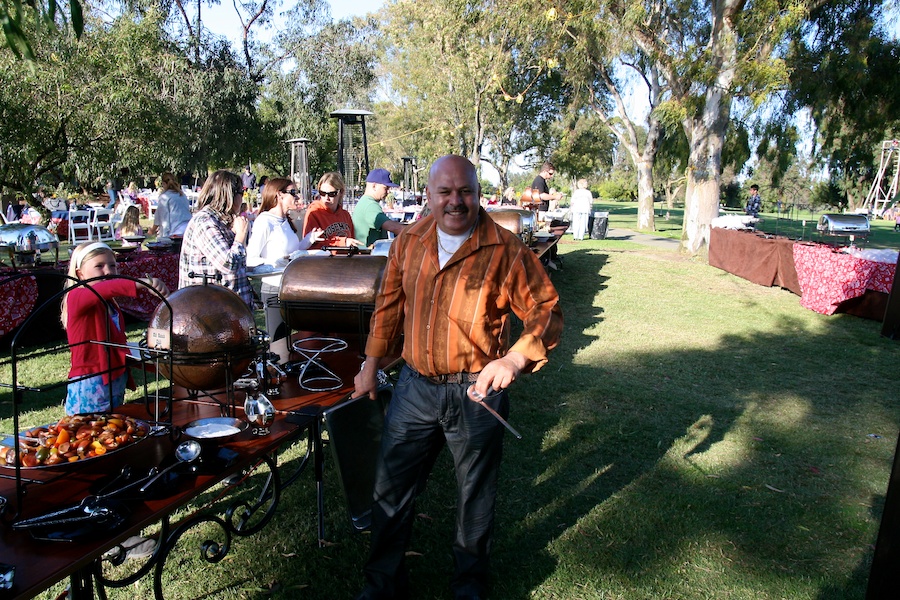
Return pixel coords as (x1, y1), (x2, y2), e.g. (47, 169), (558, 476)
(353, 168), (406, 246)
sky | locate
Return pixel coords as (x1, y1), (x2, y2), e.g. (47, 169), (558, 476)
(204, 0), (385, 41)
(203, 0), (510, 185)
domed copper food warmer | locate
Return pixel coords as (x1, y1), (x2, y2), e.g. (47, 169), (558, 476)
(278, 253), (387, 390)
(279, 253), (387, 340)
(148, 283), (265, 393)
(486, 207), (536, 245)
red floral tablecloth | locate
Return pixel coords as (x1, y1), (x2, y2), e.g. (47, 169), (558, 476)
(116, 252), (180, 320)
(0, 274), (39, 338)
(793, 243), (896, 315)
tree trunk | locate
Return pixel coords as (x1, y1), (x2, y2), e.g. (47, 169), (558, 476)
(636, 157), (655, 230)
(682, 110), (728, 254)
(679, 9), (737, 255)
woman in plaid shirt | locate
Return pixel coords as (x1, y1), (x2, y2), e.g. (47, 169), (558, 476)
(178, 170), (252, 307)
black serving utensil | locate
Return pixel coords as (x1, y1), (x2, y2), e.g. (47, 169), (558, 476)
(139, 440), (201, 493)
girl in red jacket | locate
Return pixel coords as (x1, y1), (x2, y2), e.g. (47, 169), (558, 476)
(62, 242), (168, 415)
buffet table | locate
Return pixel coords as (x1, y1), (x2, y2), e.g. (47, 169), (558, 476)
(0, 335), (381, 599)
(115, 252), (181, 320)
(793, 243), (896, 315)
(0, 252), (180, 346)
(708, 227), (801, 294)
(0, 274), (38, 338)
(708, 227), (897, 318)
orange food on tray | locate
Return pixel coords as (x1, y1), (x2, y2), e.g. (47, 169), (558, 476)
(2, 413), (150, 468)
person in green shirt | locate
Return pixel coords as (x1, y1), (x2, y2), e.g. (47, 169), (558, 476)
(352, 169), (406, 246)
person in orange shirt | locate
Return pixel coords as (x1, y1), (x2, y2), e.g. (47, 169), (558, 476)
(302, 172), (363, 249)
(354, 155), (563, 600)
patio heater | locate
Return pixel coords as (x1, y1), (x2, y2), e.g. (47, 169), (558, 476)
(285, 138), (311, 205)
(401, 156), (419, 205)
(330, 109), (373, 201)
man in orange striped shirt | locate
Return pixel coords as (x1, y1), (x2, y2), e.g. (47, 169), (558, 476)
(354, 155), (563, 600)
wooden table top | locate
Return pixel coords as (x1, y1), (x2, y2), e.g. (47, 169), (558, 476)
(0, 336), (369, 599)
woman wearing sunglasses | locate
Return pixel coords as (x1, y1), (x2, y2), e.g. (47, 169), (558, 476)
(302, 172), (363, 249)
(247, 177), (324, 339)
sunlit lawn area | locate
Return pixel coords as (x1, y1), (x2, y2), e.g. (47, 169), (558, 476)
(1, 231), (898, 599)
(595, 201), (900, 250)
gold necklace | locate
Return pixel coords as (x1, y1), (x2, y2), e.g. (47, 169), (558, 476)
(436, 217), (478, 255)
(437, 227), (473, 255)
(436, 232), (457, 255)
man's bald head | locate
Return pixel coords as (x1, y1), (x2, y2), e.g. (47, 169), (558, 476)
(427, 155), (481, 236)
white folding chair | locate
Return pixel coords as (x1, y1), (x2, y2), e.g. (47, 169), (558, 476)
(90, 208), (116, 241)
(68, 210), (93, 244)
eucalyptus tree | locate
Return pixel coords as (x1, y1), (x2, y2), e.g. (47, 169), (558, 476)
(547, 110), (617, 186)
(371, 0), (568, 186)
(534, 2), (669, 231)
(786, 0), (900, 207)
(255, 14), (377, 176)
(376, 0), (506, 168)
(481, 46), (572, 190)
(530, 0), (815, 252)
(1, 0), (83, 59)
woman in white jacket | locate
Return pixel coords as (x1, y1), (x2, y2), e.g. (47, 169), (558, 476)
(247, 177), (323, 340)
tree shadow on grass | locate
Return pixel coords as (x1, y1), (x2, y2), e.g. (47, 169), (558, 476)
(483, 248), (898, 599)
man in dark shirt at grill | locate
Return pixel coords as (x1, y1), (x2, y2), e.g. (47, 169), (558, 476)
(531, 161), (563, 212)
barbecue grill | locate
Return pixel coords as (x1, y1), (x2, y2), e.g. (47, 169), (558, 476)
(279, 253), (387, 337)
(817, 214), (870, 239)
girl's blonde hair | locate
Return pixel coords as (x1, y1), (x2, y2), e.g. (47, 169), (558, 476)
(317, 172), (345, 195)
(60, 242), (116, 328)
(118, 205), (142, 236)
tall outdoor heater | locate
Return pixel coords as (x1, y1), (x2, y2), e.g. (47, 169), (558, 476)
(330, 109), (373, 201)
(286, 137), (311, 205)
(401, 156), (419, 205)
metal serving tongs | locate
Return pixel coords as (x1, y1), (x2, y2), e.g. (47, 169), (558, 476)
(11, 467), (157, 530)
(466, 385), (523, 440)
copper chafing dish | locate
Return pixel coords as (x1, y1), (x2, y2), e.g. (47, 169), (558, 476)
(279, 254), (387, 335)
(486, 207), (535, 245)
(147, 284), (264, 390)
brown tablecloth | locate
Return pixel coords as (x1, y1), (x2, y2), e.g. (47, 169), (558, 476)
(708, 228), (801, 294)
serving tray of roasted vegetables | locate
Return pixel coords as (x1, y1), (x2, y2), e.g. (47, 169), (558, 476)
(1, 413), (151, 468)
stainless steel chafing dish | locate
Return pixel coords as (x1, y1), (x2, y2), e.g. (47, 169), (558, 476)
(486, 207), (536, 245)
(0, 223), (60, 265)
(817, 214), (870, 238)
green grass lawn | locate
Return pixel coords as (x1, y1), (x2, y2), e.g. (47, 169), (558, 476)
(593, 201), (900, 250)
(2, 233), (898, 599)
